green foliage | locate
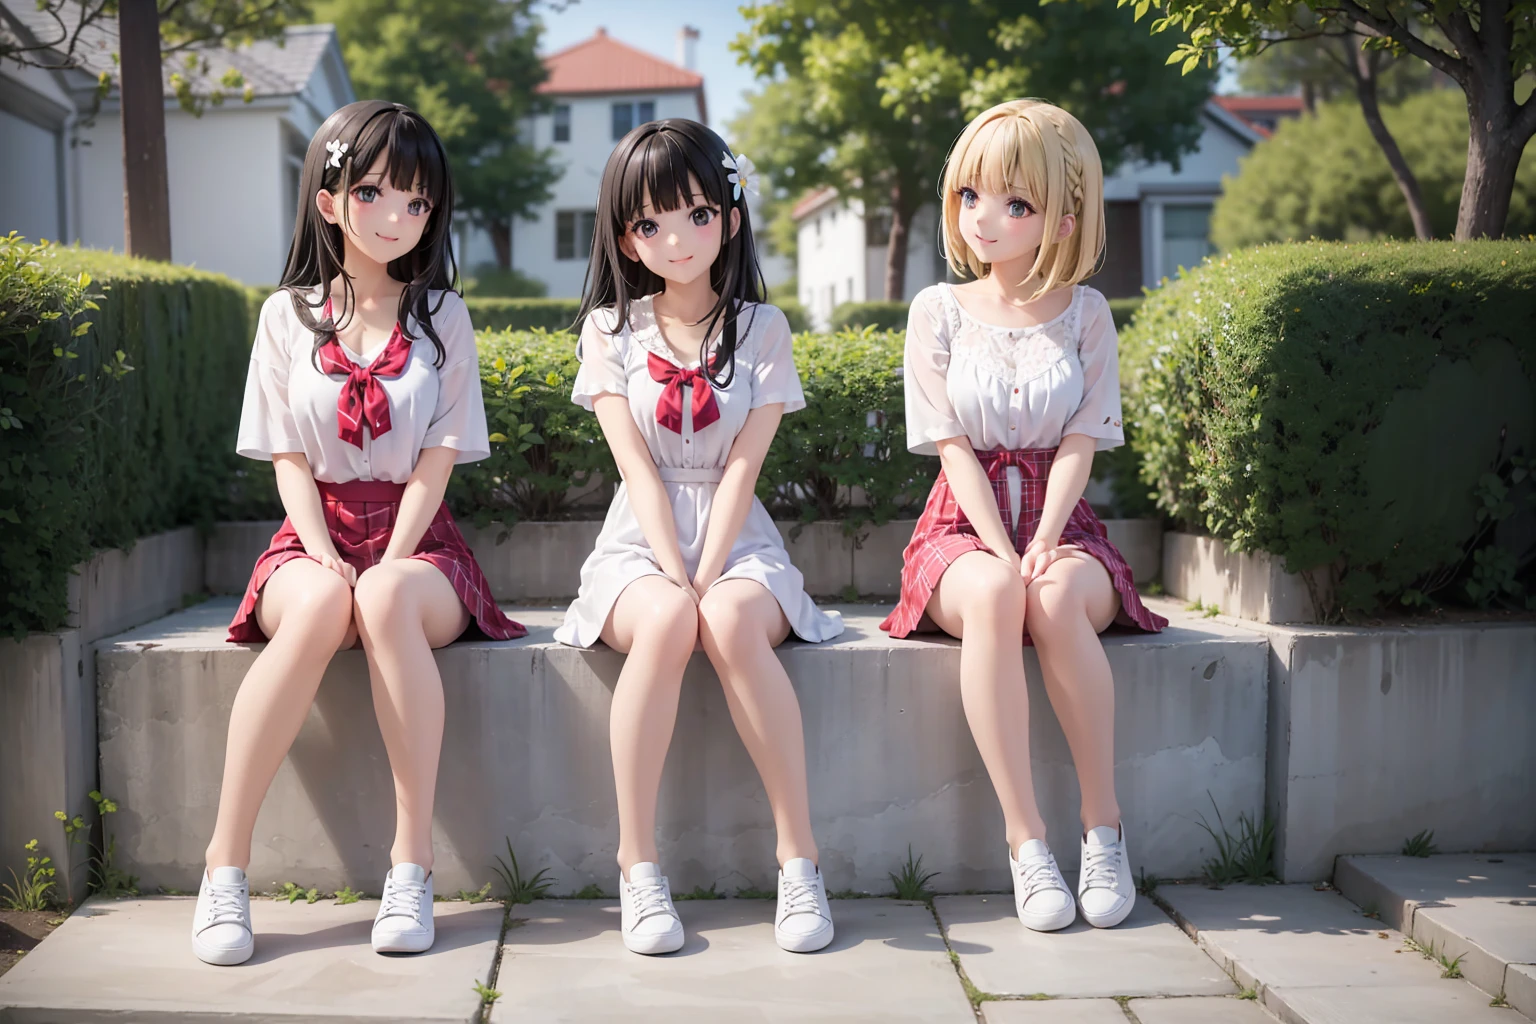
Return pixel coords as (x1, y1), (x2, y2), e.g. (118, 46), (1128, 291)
(1120, 240), (1536, 617)
(463, 263), (548, 298)
(0, 238), (254, 637)
(1212, 91), (1536, 250)
(279, 881), (321, 904)
(1, 840), (57, 912)
(454, 882), (495, 903)
(568, 883), (608, 900)
(889, 845), (940, 901)
(491, 839), (553, 905)
(775, 298), (812, 334)
(830, 301), (909, 332)
(1401, 829), (1439, 858)
(335, 885), (362, 905)
(462, 298), (582, 333)
(1234, 35), (1436, 107)
(472, 980), (502, 1005)
(675, 884), (725, 901)
(1195, 796), (1278, 885)
(1107, 297), (1143, 330)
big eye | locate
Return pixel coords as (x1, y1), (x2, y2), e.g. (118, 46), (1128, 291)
(690, 207), (717, 227)
(958, 187), (978, 209)
(633, 219), (658, 239)
(1007, 198), (1035, 219)
(407, 198), (431, 216)
(352, 185), (380, 203)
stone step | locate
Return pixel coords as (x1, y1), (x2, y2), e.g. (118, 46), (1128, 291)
(1333, 853), (1536, 1017)
(1157, 881), (1533, 1024)
(94, 598), (1267, 898)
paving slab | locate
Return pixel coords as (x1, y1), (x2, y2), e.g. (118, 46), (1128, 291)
(980, 998), (1128, 1022)
(934, 895), (1233, 999)
(1334, 853), (1536, 1010)
(489, 898), (973, 1023)
(1509, 964), (1536, 1017)
(0, 896), (502, 1023)
(1158, 882), (1531, 1024)
(1129, 995), (1277, 1023)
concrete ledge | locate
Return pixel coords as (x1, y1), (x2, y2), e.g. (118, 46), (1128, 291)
(68, 526), (204, 645)
(1162, 532), (1326, 624)
(96, 599), (1267, 896)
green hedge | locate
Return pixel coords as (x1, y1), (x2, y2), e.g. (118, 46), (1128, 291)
(463, 297), (582, 332)
(831, 301), (909, 332)
(1108, 296), (1142, 330)
(0, 238), (256, 636)
(1120, 240), (1536, 617)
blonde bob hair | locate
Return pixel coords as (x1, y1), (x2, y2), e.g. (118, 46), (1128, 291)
(939, 99), (1105, 300)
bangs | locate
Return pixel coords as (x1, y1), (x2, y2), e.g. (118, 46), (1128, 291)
(350, 108), (448, 203)
(614, 128), (725, 223)
(949, 115), (1043, 202)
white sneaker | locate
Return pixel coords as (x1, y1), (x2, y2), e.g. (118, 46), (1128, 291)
(191, 866), (254, 965)
(1009, 840), (1076, 932)
(775, 858), (834, 952)
(1078, 825), (1135, 928)
(372, 863), (434, 954)
(619, 862), (684, 955)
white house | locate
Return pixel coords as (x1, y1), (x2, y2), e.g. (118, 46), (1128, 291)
(455, 27), (708, 298)
(792, 98), (1269, 327)
(0, 3), (354, 285)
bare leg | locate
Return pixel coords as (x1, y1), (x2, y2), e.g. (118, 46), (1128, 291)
(351, 559), (471, 872)
(600, 575), (700, 875)
(696, 580), (816, 866)
(205, 559), (357, 870)
(1025, 553), (1122, 832)
(926, 550), (1048, 853)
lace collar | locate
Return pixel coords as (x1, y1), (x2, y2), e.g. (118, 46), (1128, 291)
(627, 294), (760, 369)
(940, 284), (1085, 385)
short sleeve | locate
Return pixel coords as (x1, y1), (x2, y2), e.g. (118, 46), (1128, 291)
(571, 308), (629, 411)
(1061, 289), (1125, 451)
(422, 294), (492, 463)
(749, 306), (805, 413)
(235, 292), (304, 461)
(904, 287), (966, 456)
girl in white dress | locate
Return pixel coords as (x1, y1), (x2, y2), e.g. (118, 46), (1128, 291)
(881, 100), (1166, 934)
(554, 119), (842, 955)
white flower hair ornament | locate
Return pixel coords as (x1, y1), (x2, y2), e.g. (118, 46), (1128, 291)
(722, 151), (759, 202)
(325, 139), (349, 170)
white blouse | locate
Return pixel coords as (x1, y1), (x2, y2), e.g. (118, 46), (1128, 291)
(904, 282), (1124, 456)
(236, 288), (491, 483)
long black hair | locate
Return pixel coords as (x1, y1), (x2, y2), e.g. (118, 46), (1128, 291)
(279, 100), (457, 367)
(575, 118), (765, 389)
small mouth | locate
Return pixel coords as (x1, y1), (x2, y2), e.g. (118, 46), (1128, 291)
(668, 256), (693, 263)
(973, 234), (997, 245)
(376, 232), (399, 242)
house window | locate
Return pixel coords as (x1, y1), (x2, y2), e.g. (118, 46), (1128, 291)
(552, 104), (571, 143)
(1160, 203), (1215, 277)
(865, 210), (891, 247)
(556, 209), (597, 260)
(611, 100), (656, 141)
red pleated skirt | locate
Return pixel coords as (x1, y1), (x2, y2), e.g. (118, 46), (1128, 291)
(879, 447), (1167, 643)
(227, 479), (526, 644)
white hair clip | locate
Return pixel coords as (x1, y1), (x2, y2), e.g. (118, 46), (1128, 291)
(325, 139), (349, 169)
(722, 151), (759, 201)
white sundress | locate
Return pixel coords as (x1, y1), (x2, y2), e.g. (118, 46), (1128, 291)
(553, 295), (845, 648)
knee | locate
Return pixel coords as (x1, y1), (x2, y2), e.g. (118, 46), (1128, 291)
(959, 562), (1028, 623)
(697, 592), (763, 657)
(352, 564), (414, 629)
(287, 569), (354, 638)
(1025, 576), (1085, 632)
(634, 582), (699, 654)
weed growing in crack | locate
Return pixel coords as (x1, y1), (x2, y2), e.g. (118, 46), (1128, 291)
(1401, 829), (1439, 858)
(1195, 793), (1277, 885)
(492, 839), (553, 905)
(890, 845), (940, 901)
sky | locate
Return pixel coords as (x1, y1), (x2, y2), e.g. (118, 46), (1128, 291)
(537, 0), (763, 135)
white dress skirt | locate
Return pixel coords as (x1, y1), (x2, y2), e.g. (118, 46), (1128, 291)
(553, 296), (844, 648)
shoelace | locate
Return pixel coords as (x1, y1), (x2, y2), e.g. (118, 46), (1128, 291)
(1014, 854), (1066, 902)
(379, 879), (426, 921)
(202, 882), (248, 928)
(1080, 842), (1121, 891)
(779, 877), (824, 918)
(627, 879), (676, 923)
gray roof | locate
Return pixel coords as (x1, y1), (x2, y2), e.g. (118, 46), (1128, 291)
(2, 1), (338, 99)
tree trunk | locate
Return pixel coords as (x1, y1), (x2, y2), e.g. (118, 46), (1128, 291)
(119, 0), (171, 261)
(1456, 85), (1525, 238)
(883, 182), (914, 301)
(1346, 40), (1433, 240)
(488, 220), (512, 268)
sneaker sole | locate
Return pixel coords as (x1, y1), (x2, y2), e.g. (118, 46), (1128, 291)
(1079, 893), (1135, 929)
(372, 931), (435, 954)
(1018, 904), (1077, 932)
(775, 920), (834, 953)
(623, 926), (685, 955)
(191, 933), (254, 966)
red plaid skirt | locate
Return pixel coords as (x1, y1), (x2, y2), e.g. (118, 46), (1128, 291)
(879, 447), (1167, 643)
(227, 479), (526, 644)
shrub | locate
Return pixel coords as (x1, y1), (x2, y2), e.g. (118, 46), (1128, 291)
(464, 297), (583, 332)
(1108, 296), (1142, 330)
(0, 238), (254, 636)
(830, 301), (909, 332)
(775, 298), (812, 333)
(1120, 239), (1536, 617)
(463, 263), (548, 298)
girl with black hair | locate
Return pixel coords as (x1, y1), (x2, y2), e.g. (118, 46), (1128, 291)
(554, 118), (842, 955)
(193, 100), (524, 966)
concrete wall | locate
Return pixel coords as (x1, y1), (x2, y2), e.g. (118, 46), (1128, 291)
(96, 601), (1269, 895)
(1257, 620), (1536, 881)
(1163, 532), (1327, 623)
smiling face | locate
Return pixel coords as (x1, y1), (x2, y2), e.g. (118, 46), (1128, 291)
(618, 173), (740, 288)
(316, 150), (435, 267)
(955, 184), (1071, 268)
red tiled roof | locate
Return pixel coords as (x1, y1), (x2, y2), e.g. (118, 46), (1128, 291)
(1214, 95), (1306, 137)
(539, 28), (703, 101)
(791, 186), (838, 221)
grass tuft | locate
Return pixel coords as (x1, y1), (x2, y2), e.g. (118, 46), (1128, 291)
(1401, 829), (1439, 858)
(889, 845), (940, 901)
(1195, 793), (1278, 885)
(492, 839), (553, 905)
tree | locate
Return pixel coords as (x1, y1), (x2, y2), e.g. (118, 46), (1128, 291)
(1209, 89), (1536, 248)
(1235, 32), (1436, 108)
(314, 0), (559, 270)
(732, 0), (1217, 300)
(2, 0), (302, 259)
(1127, 0), (1536, 239)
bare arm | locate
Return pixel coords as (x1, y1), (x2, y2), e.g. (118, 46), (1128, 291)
(1021, 432), (1095, 581)
(693, 403), (782, 594)
(592, 393), (696, 600)
(381, 445), (457, 563)
(273, 452), (355, 585)
(935, 436), (1020, 569)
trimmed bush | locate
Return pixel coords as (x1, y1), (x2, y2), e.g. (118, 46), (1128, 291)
(831, 301), (909, 332)
(463, 263), (548, 298)
(775, 298), (812, 333)
(0, 238), (255, 636)
(1120, 240), (1536, 617)
(1108, 296), (1142, 330)
(464, 297), (582, 332)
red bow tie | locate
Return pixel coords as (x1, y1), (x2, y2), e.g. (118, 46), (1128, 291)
(317, 303), (412, 449)
(647, 351), (721, 434)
